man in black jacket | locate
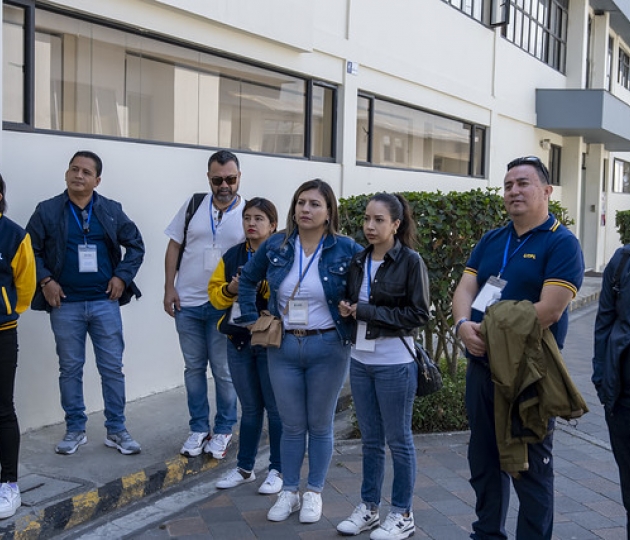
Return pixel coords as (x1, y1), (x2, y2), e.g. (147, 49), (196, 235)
(27, 151), (144, 456)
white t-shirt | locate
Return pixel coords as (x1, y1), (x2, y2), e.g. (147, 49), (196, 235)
(352, 258), (413, 365)
(165, 194), (245, 307)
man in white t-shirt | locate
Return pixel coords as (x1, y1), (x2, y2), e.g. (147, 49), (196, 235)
(164, 150), (245, 459)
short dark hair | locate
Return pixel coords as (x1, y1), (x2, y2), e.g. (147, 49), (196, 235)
(506, 156), (550, 185)
(243, 197), (278, 232)
(0, 173), (6, 214)
(208, 150), (240, 171)
(70, 151), (103, 177)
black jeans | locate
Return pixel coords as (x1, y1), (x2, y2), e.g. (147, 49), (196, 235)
(0, 328), (19, 483)
(606, 404), (630, 538)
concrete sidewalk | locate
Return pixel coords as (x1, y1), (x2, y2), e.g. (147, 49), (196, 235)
(0, 276), (616, 539)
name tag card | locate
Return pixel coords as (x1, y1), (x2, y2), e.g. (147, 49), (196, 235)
(78, 244), (98, 273)
(472, 275), (507, 313)
(288, 299), (309, 325)
(355, 321), (376, 352)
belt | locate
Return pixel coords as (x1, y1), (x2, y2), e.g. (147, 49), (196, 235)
(285, 327), (336, 337)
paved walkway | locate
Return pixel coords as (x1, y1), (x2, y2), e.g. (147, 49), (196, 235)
(2, 276), (624, 539)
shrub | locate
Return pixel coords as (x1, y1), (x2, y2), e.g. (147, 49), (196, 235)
(616, 210), (630, 245)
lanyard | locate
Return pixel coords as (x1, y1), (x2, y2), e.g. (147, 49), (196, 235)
(210, 195), (238, 239)
(499, 231), (532, 277)
(298, 235), (325, 289)
(366, 253), (375, 298)
(69, 200), (93, 244)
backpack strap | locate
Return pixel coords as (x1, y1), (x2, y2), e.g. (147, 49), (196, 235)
(176, 193), (207, 270)
(613, 246), (630, 296)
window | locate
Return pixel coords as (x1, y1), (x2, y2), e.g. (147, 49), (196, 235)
(613, 159), (630, 193)
(619, 48), (630, 91)
(3, 3), (336, 160)
(357, 94), (486, 178)
(502, 0), (569, 73)
(442, 0), (485, 23)
(549, 144), (561, 186)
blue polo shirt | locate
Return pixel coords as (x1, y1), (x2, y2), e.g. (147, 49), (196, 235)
(464, 213), (584, 353)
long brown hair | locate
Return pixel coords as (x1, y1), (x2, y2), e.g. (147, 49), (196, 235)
(368, 192), (417, 249)
(284, 179), (339, 238)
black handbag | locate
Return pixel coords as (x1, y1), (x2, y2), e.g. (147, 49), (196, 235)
(400, 337), (443, 397)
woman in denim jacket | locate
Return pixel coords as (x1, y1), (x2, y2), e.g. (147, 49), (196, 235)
(236, 179), (362, 525)
(337, 193), (429, 540)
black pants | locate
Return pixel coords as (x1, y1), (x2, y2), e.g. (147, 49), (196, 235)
(0, 328), (19, 483)
(606, 404), (630, 539)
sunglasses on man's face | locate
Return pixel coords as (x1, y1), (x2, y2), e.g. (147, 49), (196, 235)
(210, 175), (238, 187)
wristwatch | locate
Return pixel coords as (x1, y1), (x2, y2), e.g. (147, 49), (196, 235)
(455, 317), (469, 336)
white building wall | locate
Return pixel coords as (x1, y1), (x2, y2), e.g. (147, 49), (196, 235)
(2, 0), (623, 429)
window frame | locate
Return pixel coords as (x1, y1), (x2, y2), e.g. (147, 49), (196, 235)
(2, 0), (337, 162)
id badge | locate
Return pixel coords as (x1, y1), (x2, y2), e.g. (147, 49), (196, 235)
(288, 299), (309, 325)
(355, 321), (376, 352)
(204, 247), (222, 271)
(78, 244), (98, 273)
(228, 301), (241, 324)
(472, 275), (507, 313)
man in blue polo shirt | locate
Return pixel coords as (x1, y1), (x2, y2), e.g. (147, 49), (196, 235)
(27, 151), (144, 456)
(452, 156), (584, 539)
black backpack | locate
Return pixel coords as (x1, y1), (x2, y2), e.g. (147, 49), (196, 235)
(176, 193), (206, 270)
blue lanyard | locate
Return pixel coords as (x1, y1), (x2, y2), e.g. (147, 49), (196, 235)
(366, 254), (375, 298)
(298, 235), (325, 288)
(499, 232), (532, 277)
(210, 196), (238, 240)
(69, 200), (93, 244)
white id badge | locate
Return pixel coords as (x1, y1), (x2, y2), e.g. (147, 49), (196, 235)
(228, 301), (241, 324)
(78, 244), (98, 273)
(288, 299), (309, 325)
(355, 321), (376, 352)
(204, 247), (222, 271)
(471, 275), (507, 313)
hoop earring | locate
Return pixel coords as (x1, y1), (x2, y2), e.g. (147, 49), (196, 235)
(325, 218), (330, 227)
(292, 214), (296, 222)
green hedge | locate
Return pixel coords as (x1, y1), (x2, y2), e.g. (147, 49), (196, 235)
(617, 210), (630, 245)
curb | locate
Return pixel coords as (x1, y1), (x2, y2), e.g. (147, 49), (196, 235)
(0, 454), (221, 540)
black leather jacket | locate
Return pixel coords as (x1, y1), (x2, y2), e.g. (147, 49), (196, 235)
(344, 240), (430, 340)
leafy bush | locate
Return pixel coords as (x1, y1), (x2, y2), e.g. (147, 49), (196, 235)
(616, 210), (630, 245)
(412, 359), (468, 433)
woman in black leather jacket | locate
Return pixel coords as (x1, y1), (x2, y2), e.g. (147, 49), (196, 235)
(337, 193), (430, 540)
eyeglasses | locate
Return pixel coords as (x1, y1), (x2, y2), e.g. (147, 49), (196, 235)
(81, 209), (90, 234)
(506, 156), (550, 184)
(210, 175), (239, 187)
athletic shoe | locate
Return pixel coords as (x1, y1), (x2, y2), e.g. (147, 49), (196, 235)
(204, 433), (232, 459)
(0, 483), (21, 519)
(55, 431), (87, 455)
(267, 490), (300, 521)
(216, 468), (256, 489)
(104, 430), (141, 455)
(180, 431), (209, 457)
(299, 491), (323, 523)
(258, 469), (283, 494)
(337, 503), (380, 535)
(370, 511), (415, 540)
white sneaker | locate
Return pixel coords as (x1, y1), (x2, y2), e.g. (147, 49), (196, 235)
(180, 431), (209, 457)
(204, 433), (232, 459)
(258, 469), (283, 494)
(216, 468), (256, 489)
(267, 490), (300, 522)
(299, 491), (323, 523)
(370, 511), (415, 540)
(0, 483), (21, 519)
(337, 503), (380, 535)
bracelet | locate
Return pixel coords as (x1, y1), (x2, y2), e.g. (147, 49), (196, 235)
(40, 278), (53, 288)
(455, 317), (469, 336)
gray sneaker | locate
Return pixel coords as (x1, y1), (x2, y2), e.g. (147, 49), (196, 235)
(55, 431), (87, 455)
(104, 430), (141, 455)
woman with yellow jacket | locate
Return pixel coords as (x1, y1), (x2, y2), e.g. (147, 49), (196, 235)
(208, 197), (282, 495)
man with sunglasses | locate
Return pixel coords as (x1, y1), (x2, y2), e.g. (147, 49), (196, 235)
(453, 156), (584, 539)
(27, 150), (145, 456)
(164, 150), (244, 459)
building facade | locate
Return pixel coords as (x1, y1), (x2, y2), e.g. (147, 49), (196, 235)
(2, 0), (628, 430)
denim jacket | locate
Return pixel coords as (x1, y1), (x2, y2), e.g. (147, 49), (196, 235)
(236, 230), (362, 343)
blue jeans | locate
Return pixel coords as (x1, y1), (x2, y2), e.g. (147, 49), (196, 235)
(466, 360), (554, 540)
(175, 302), (237, 434)
(50, 300), (126, 433)
(350, 359), (417, 513)
(228, 341), (281, 472)
(268, 331), (350, 492)
(605, 403), (630, 536)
